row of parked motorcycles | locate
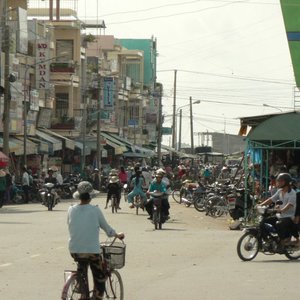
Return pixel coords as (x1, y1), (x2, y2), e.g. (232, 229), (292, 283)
(11, 174), (81, 211)
(171, 180), (253, 224)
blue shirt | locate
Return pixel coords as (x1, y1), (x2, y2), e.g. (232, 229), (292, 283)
(149, 180), (167, 193)
(67, 204), (116, 254)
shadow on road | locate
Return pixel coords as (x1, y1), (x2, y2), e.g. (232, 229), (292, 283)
(251, 259), (300, 264)
(0, 221), (32, 225)
(0, 207), (43, 214)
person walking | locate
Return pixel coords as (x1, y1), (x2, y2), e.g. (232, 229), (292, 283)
(0, 169), (7, 208)
(22, 167), (30, 203)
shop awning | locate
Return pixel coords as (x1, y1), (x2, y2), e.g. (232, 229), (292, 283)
(36, 130), (63, 152)
(0, 137), (22, 155)
(123, 152), (151, 158)
(28, 137), (49, 153)
(101, 132), (128, 152)
(39, 128), (75, 150)
(75, 141), (91, 156)
(248, 112), (300, 141)
(14, 137), (38, 155)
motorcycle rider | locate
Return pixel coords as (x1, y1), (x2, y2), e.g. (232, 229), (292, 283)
(260, 173), (297, 246)
(105, 176), (122, 209)
(145, 172), (170, 220)
(68, 181), (124, 300)
(44, 168), (59, 204)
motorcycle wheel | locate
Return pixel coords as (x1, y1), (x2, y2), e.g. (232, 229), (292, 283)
(112, 196), (118, 214)
(194, 195), (206, 212)
(172, 190), (181, 204)
(237, 232), (259, 261)
(153, 211), (158, 230)
(47, 197), (53, 211)
(285, 248), (300, 260)
(158, 213), (162, 230)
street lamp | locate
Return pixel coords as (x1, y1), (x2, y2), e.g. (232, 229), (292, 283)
(262, 104), (283, 112)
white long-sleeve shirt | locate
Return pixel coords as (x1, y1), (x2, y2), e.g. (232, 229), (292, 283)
(67, 204), (116, 253)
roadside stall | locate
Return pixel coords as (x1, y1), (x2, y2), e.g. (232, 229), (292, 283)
(240, 111), (300, 213)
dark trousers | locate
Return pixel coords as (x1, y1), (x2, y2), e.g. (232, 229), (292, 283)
(71, 253), (105, 300)
(0, 190), (5, 207)
(264, 216), (294, 240)
(22, 185), (30, 203)
(145, 198), (170, 217)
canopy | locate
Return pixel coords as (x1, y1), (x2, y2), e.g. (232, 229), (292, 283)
(248, 112), (300, 141)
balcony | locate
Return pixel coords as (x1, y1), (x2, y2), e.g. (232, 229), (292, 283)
(50, 62), (76, 73)
(51, 116), (75, 130)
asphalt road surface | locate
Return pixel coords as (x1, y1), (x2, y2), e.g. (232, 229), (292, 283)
(1, 196), (300, 300)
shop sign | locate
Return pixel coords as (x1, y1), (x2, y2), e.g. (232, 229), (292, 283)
(36, 40), (50, 90)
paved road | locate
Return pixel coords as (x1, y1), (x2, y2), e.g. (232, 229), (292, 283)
(0, 196), (299, 300)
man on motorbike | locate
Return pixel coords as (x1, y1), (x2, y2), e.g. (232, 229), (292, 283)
(145, 172), (170, 220)
(260, 173), (297, 246)
(68, 181), (124, 300)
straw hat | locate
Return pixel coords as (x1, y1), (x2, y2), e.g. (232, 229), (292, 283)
(0, 169), (6, 177)
(109, 176), (119, 184)
(73, 181), (100, 199)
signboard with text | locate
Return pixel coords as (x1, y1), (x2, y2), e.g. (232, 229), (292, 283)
(36, 40), (50, 90)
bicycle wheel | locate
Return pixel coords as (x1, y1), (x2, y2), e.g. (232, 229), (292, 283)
(61, 274), (82, 300)
(104, 270), (124, 300)
(172, 190), (181, 204)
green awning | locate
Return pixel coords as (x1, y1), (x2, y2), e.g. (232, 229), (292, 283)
(248, 112), (300, 141)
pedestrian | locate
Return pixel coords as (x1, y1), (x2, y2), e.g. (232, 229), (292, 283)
(5, 169), (13, 204)
(0, 169), (7, 208)
(67, 181), (125, 300)
(22, 167), (30, 203)
(118, 166), (128, 185)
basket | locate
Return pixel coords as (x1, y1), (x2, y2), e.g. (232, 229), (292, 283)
(101, 242), (126, 269)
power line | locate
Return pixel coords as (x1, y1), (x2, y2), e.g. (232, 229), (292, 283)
(158, 69), (294, 86)
(108, 0), (255, 25)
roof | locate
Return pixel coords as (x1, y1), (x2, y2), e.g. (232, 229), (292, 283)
(247, 111), (300, 141)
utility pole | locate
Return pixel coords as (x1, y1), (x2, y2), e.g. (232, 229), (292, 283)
(81, 91), (87, 172)
(96, 75), (102, 169)
(2, 0), (11, 156)
(190, 96), (194, 155)
(157, 84), (163, 165)
(178, 109), (182, 151)
(171, 69), (177, 149)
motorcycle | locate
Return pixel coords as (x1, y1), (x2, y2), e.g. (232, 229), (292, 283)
(150, 191), (167, 230)
(40, 183), (59, 211)
(237, 205), (300, 261)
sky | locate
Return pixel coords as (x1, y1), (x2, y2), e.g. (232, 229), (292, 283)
(76, 0), (295, 145)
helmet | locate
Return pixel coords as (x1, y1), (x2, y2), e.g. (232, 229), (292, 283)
(73, 181), (99, 199)
(276, 173), (292, 186)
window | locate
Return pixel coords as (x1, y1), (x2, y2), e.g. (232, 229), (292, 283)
(56, 40), (73, 61)
(56, 93), (69, 118)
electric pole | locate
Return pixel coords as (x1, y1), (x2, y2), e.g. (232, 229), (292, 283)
(156, 84), (163, 165)
(190, 96), (195, 155)
(2, 0), (11, 156)
(178, 109), (182, 151)
(171, 69), (177, 149)
(96, 75), (102, 169)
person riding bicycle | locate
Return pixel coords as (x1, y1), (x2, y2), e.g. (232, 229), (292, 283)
(105, 176), (122, 209)
(260, 173), (297, 246)
(127, 170), (147, 209)
(67, 181), (124, 300)
(145, 172), (170, 220)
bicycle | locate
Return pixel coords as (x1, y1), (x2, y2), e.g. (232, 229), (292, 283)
(61, 238), (126, 300)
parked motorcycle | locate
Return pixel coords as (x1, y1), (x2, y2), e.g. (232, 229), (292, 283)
(237, 205), (300, 261)
(40, 183), (58, 211)
(150, 191), (167, 230)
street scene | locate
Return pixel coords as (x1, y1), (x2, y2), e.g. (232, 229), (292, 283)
(1, 196), (300, 300)
(1, 0), (300, 300)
